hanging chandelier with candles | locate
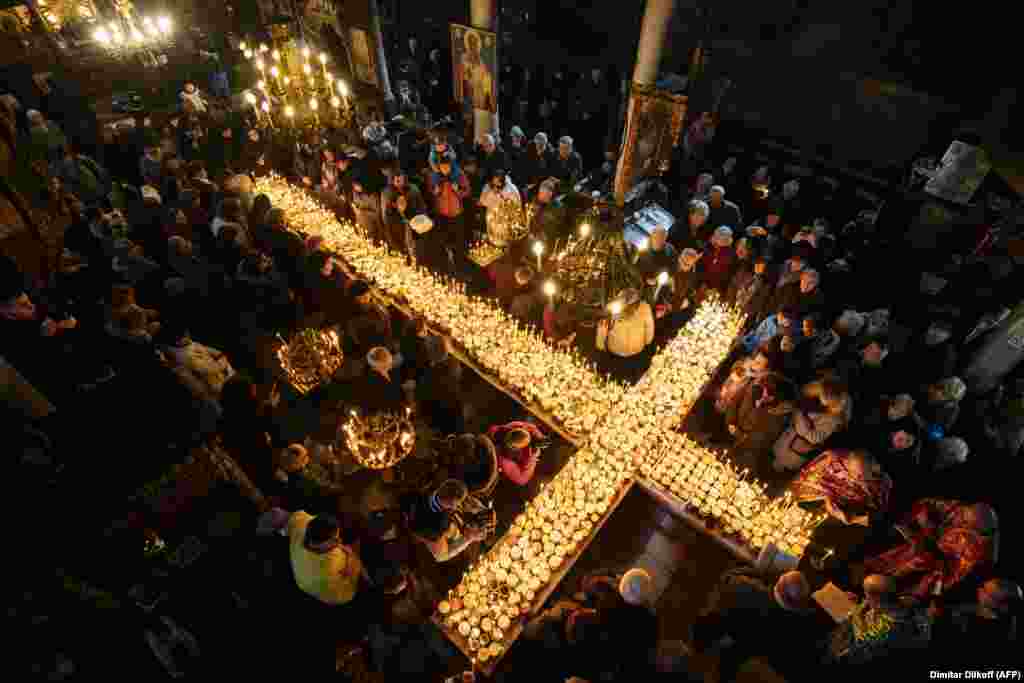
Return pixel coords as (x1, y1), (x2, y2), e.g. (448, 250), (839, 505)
(237, 36), (352, 129)
(275, 328), (344, 395)
(342, 406), (417, 470)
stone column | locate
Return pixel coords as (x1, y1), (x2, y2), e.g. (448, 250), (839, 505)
(613, 0), (677, 204)
(469, 0), (499, 143)
(368, 0), (395, 115)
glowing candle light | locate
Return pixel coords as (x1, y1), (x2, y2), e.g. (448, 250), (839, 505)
(337, 79), (349, 97)
(302, 46), (311, 59)
(302, 63), (312, 76)
(543, 280), (557, 307)
(579, 223), (591, 238)
(239, 40), (247, 51)
(156, 16), (171, 34)
(654, 270), (669, 301)
(532, 241), (544, 271)
(272, 49), (280, 61)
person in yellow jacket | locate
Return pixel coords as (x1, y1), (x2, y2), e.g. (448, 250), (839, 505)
(288, 511), (362, 605)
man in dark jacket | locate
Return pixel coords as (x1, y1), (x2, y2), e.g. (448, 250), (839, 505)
(691, 567), (823, 683)
(381, 166), (427, 254)
(477, 134), (508, 183)
(524, 132), (555, 191)
(705, 185), (743, 237)
(552, 136), (583, 194)
(770, 268), (826, 318)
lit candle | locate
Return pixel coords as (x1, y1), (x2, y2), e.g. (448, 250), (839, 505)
(532, 241), (545, 271)
(245, 91), (258, 119)
(272, 49), (280, 61)
(261, 100), (274, 129)
(303, 63), (312, 76)
(239, 40), (247, 52)
(654, 271), (669, 302)
(543, 280), (557, 308)
(579, 223), (591, 239)
(284, 105), (295, 127)
(302, 46), (311, 59)
(259, 43), (268, 53)
(270, 65), (280, 83)
(309, 97), (319, 125)
(609, 301), (623, 318)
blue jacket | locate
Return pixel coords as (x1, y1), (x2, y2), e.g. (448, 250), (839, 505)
(740, 314), (803, 354)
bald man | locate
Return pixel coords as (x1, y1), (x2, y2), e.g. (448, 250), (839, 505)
(692, 566), (821, 683)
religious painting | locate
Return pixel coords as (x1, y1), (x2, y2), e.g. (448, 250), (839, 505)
(450, 23), (497, 114)
(614, 84), (687, 203)
(925, 140), (992, 206)
(349, 27), (378, 86)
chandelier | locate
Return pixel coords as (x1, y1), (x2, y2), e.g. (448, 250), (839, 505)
(92, 14), (173, 55)
(276, 328), (344, 395)
(237, 37), (352, 129)
(342, 406), (416, 470)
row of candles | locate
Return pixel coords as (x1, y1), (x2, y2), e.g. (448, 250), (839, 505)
(257, 175), (820, 662)
(635, 432), (825, 558)
(93, 14), (172, 48)
(238, 39), (352, 128)
(253, 175), (626, 438)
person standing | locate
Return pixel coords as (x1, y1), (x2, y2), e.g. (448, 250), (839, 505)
(429, 158), (471, 272)
(287, 512), (362, 606)
(691, 568), (819, 683)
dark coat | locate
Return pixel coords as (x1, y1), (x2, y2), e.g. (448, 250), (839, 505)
(726, 373), (796, 460)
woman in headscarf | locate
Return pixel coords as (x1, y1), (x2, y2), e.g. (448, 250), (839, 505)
(863, 499), (999, 601)
(790, 449), (892, 526)
(726, 371), (797, 475)
(701, 226), (736, 294)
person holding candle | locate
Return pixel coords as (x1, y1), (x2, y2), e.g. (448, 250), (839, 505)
(488, 420), (546, 486)
(596, 288), (655, 359)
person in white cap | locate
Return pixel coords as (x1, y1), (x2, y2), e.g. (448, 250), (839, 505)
(525, 131), (555, 189)
(692, 567), (816, 682)
(705, 184), (742, 241)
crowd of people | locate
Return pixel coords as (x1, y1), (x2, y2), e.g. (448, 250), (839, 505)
(3, 30), (1023, 681)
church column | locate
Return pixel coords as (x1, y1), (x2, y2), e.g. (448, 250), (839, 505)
(613, 0), (677, 204)
(368, 0), (395, 115)
(469, 0), (499, 142)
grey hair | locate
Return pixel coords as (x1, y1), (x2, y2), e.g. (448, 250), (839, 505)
(559, 136), (573, 147)
(688, 199), (710, 216)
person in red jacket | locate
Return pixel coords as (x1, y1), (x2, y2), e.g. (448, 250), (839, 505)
(702, 226), (736, 294)
(488, 420), (545, 486)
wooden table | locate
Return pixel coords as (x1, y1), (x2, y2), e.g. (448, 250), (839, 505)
(431, 480), (634, 676)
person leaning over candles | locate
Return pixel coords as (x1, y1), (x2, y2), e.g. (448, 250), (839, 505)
(596, 289), (655, 358)
(287, 511), (362, 605)
(488, 420), (546, 486)
(402, 479), (485, 562)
